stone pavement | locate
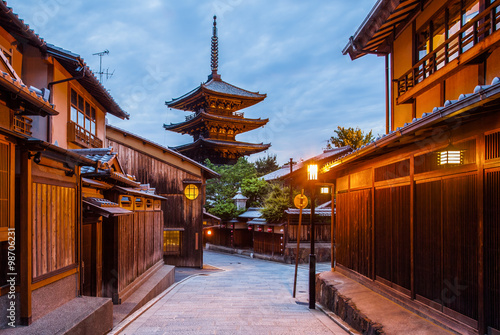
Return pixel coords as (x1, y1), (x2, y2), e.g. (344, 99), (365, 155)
(113, 251), (349, 335)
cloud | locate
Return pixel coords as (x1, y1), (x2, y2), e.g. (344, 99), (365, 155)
(8, 0), (385, 165)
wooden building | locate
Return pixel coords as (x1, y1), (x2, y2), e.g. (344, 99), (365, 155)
(321, 1), (500, 334)
(164, 16), (270, 165)
(106, 124), (219, 268)
(0, 2), (172, 331)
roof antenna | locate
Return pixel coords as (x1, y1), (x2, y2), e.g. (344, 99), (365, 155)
(92, 50), (114, 83)
(210, 15), (221, 81)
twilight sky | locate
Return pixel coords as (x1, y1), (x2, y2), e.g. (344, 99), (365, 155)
(10, 0), (385, 165)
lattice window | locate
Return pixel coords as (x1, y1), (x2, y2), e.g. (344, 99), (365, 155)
(485, 131), (500, 160)
(163, 230), (181, 255)
(375, 159), (410, 182)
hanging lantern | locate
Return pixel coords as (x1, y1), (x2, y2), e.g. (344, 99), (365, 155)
(438, 144), (464, 166)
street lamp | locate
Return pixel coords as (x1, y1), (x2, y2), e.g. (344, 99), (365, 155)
(307, 163), (317, 309)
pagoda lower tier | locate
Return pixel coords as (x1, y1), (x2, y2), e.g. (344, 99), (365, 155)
(170, 138), (270, 165)
(163, 111), (268, 141)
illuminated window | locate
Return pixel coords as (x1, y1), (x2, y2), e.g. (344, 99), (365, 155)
(163, 230), (181, 255)
(153, 200), (162, 211)
(145, 198), (153, 211)
(70, 88), (97, 135)
(184, 184), (199, 200)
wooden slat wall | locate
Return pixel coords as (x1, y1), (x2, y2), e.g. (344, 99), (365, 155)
(336, 189), (372, 278)
(375, 188), (392, 282)
(108, 140), (204, 267)
(32, 183), (76, 279)
(442, 174), (478, 321)
(0, 141), (9, 229)
(287, 215), (331, 242)
(253, 232), (284, 255)
(415, 181), (442, 305)
(484, 169), (500, 332)
(116, 210), (164, 294)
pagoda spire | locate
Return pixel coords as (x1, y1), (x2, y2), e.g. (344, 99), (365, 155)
(210, 15), (221, 80)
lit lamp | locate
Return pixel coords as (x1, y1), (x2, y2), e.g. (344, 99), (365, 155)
(307, 163), (317, 310)
(438, 143), (464, 166)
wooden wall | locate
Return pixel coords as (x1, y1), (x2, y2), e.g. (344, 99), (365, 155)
(329, 115), (500, 332)
(107, 139), (205, 267)
(31, 182), (76, 279)
(287, 214), (331, 242)
(103, 210), (163, 302)
(253, 232), (283, 255)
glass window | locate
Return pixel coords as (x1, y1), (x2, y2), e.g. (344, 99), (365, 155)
(71, 106), (78, 123)
(163, 230), (181, 255)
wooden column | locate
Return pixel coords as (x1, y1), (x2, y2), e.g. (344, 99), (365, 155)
(20, 150), (32, 325)
(476, 133), (485, 335)
(410, 154), (416, 299)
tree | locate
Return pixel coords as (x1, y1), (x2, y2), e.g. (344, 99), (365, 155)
(326, 126), (374, 150)
(260, 184), (291, 223)
(254, 154), (280, 177)
(204, 157), (270, 219)
(241, 177), (269, 207)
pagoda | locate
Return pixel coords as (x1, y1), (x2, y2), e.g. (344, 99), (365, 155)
(165, 16), (270, 165)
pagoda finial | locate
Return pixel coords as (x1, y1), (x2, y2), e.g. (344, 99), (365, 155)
(210, 15), (220, 80)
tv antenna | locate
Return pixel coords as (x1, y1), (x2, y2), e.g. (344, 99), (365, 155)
(92, 50), (114, 83)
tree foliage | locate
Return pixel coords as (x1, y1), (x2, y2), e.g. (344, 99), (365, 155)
(254, 154), (280, 177)
(204, 157), (269, 220)
(326, 126), (374, 150)
(260, 184), (291, 224)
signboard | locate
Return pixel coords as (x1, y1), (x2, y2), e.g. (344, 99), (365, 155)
(294, 194), (308, 209)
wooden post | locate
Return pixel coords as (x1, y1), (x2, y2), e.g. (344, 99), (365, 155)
(385, 54), (390, 135)
(477, 133), (485, 335)
(410, 154), (416, 299)
(292, 189), (305, 298)
(331, 183), (336, 271)
(20, 150), (32, 325)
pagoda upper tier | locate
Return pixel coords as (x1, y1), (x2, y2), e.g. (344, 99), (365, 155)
(166, 76), (267, 113)
(164, 15), (270, 165)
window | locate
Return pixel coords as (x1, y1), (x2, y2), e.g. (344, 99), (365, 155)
(134, 197), (144, 211)
(184, 184), (199, 200)
(145, 198), (153, 211)
(0, 139), (13, 234)
(163, 230), (181, 255)
(119, 195), (134, 210)
(70, 88), (97, 135)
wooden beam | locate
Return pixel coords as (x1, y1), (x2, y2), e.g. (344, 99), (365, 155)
(410, 154), (415, 299)
(20, 150), (32, 325)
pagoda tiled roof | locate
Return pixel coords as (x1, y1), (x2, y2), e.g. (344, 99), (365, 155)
(163, 111), (268, 132)
(166, 78), (266, 111)
(171, 137), (270, 153)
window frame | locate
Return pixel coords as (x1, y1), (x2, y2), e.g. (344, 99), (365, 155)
(69, 87), (98, 136)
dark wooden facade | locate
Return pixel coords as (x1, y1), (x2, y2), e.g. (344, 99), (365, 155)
(336, 0), (500, 333)
(106, 125), (218, 268)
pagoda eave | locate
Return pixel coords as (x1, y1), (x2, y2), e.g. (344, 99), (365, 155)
(163, 112), (268, 133)
(171, 138), (270, 154)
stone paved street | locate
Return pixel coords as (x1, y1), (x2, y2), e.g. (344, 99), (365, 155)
(116, 251), (347, 334)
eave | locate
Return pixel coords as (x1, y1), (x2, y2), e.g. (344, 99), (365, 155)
(163, 112), (268, 133)
(320, 78), (500, 174)
(172, 138), (271, 155)
(343, 0), (421, 60)
(46, 44), (129, 120)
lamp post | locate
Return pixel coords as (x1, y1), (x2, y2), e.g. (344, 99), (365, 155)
(307, 163), (317, 309)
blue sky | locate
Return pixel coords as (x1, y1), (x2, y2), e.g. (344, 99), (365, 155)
(9, 0), (385, 165)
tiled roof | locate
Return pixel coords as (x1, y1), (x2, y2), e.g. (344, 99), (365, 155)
(172, 138), (271, 152)
(321, 76), (500, 173)
(72, 148), (117, 174)
(204, 79), (266, 98)
(238, 207), (262, 219)
(262, 146), (351, 181)
(163, 111), (268, 131)
(106, 124), (220, 179)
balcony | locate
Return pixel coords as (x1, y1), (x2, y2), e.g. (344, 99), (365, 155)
(397, 1), (500, 100)
(12, 115), (33, 136)
(67, 121), (103, 148)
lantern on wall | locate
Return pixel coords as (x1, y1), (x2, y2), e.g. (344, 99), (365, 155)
(307, 163), (318, 181)
(184, 184), (199, 200)
(437, 143), (464, 166)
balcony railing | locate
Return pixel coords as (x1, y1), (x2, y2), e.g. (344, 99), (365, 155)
(67, 121), (103, 148)
(397, 1), (500, 97)
(12, 115), (33, 136)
